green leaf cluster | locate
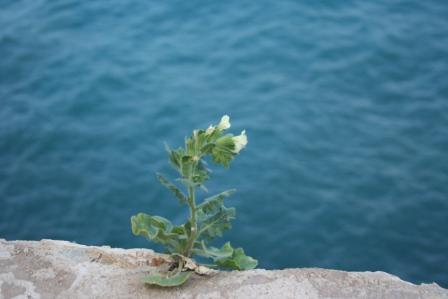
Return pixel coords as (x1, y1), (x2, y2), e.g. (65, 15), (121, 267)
(130, 116), (256, 287)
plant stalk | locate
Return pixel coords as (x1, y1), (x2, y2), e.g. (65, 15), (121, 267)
(185, 185), (197, 257)
(183, 134), (201, 257)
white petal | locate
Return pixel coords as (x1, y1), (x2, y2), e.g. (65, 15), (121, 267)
(205, 125), (215, 135)
(217, 115), (231, 130)
(232, 130), (247, 153)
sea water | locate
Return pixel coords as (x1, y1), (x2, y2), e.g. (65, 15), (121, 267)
(1, 0), (447, 287)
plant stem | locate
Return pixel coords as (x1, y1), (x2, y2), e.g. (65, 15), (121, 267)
(183, 133), (202, 257)
(185, 185), (197, 257)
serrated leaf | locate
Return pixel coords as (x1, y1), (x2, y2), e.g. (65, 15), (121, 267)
(165, 144), (183, 172)
(215, 247), (258, 270)
(197, 205), (235, 241)
(131, 213), (187, 253)
(156, 173), (187, 204)
(196, 190), (236, 241)
(142, 271), (192, 287)
(196, 189), (236, 213)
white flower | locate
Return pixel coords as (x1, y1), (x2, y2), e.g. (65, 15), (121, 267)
(205, 125), (215, 135)
(232, 130), (247, 153)
(217, 115), (231, 130)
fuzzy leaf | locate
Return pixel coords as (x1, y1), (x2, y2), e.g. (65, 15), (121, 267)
(142, 271), (192, 287)
(193, 241), (257, 271)
(196, 190), (236, 240)
(191, 161), (210, 185)
(156, 173), (187, 204)
(165, 145), (183, 172)
(185, 136), (195, 156)
(131, 213), (187, 253)
(193, 241), (233, 260)
(211, 135), (235, 167)
(197, 203), (235, 241)
(215, 247), (258, 270)
(196, 130), (210, 148)
(196, 189), (236, 213)
(200, 143), (215, 154)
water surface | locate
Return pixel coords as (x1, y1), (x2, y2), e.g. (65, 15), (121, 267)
(1, 0), (448, 287)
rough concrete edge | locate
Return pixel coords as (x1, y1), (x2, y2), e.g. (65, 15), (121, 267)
(1, 238), (446, 292)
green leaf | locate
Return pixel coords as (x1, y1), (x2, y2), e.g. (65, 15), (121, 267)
(142, 271), (192, 287)
(193, 241), (233, 260)
(131, 213), (187, 253)
(196, 190), (236, 240)
(193, 241), (257, 271)
(156, 173), (187, 204)
(165, 144), (183, 172)
(196, 130), (209, 148)
(131, 213), (173, 239)
(197, 205), (235, 241)
(196, 189), (236, 213)
(191, 161), (210, 185)
(205, 127), (222, 143)
(200, 143), (215, 154)
(185, 136), (196, 155)
(215, 247), (258, 270)
(211, 135), (235, 167)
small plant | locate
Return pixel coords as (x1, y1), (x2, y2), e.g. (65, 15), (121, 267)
(131, 115), (257, 287)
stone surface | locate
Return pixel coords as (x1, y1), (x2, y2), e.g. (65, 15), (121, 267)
(0, 239), (447, 299)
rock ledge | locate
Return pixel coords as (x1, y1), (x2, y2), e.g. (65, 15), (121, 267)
(0, 239), (447, 299)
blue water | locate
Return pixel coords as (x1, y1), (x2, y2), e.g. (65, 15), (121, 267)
(1, 0), (448, 287)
